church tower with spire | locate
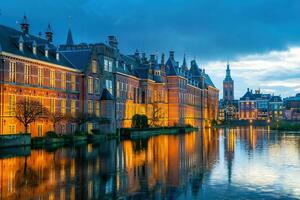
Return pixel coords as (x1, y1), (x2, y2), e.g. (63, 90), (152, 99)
(223, 61), (234, 104)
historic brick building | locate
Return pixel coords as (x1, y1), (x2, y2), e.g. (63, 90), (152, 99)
(0, 17), (81, 136)
(0, 17), (219, 135)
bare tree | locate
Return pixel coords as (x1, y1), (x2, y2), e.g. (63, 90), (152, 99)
(47, 111), (65, 132)
(150, 103), (162, 127)
(15, 99), (46, 133)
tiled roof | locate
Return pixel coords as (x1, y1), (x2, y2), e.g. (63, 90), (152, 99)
(0, 25), (74, 69)
(269, 95), (282, 102)
(60, 49), (91, 71)
(189, 60), (201, 77)
(240, 90), (256, 100)
(203, 73), (215, 88)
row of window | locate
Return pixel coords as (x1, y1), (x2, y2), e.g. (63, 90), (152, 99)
(8, 61), (77, 91)
(87, 100), (100, 117)
(7, 94), (77, 116)
(87, 77), (113, 95)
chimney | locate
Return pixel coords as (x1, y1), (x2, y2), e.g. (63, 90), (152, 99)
(45, 23), (53, 43)
(169, 51), (174, 60)
(108, 35), (118, 49)
(20, 15), (29, 34)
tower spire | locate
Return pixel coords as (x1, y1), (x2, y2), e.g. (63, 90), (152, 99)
(182, 53), (188, 71)
(66, 28), (74, 45)
(225, 60), (231, 80)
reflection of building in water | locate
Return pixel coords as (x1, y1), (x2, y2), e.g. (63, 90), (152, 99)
(0, 141), (117, 200)
(0, 131), (221, 199)
(224, 128), (236, 183)
(115, 130), (219, 198)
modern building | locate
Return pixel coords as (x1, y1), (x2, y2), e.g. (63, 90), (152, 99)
(0, 16), (219, 135)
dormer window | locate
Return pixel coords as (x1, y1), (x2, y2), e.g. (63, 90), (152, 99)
(33, 46), (37, 55)
(19, 36), (24, 52)
(45, 44), (49, 58)
(32, 41), (37, 55)
(19, 42), (23, 51)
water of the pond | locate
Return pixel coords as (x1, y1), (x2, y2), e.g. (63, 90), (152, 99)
(1, 126), (300, 200)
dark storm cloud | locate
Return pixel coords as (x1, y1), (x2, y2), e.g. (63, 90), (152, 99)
(1, 0), (300, 61)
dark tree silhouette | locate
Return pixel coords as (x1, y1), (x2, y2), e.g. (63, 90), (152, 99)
(15, 99), (46, 133)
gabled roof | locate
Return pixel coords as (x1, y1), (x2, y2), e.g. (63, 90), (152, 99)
(0, 24), (74, 69)
(240, 89), (255, 100)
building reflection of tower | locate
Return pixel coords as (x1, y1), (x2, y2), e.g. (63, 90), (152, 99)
(224, 128), (235, 184)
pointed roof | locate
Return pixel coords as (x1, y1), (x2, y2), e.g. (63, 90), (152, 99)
(240, 89), (255, 100)
(46, 23), (52, 33)
(189, 60), (201, 76)
(66, 28), (74, 45)
(182, 54), (188, 71)
(224, 61), (233, 82)
(100, 88), (113, 100)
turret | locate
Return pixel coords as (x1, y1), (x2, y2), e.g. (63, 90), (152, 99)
(45, 23), (53, 42)
(20, 15), (29, 34)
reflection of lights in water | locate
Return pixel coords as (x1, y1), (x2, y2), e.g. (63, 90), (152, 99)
(1, 127), (300, 199)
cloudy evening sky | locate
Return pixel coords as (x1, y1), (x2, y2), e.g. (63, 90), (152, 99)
(1, 0), (300, 98)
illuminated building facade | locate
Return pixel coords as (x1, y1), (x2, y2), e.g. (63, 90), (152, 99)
(219, 62), (238, 121)
(283, 94), (300, 120)
(0, 17), (219, 135)
(239, 88), (283, 121)
(0, 17), (81, 136)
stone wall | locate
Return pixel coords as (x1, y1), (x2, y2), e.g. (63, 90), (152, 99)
(0, 133), (31, 148)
